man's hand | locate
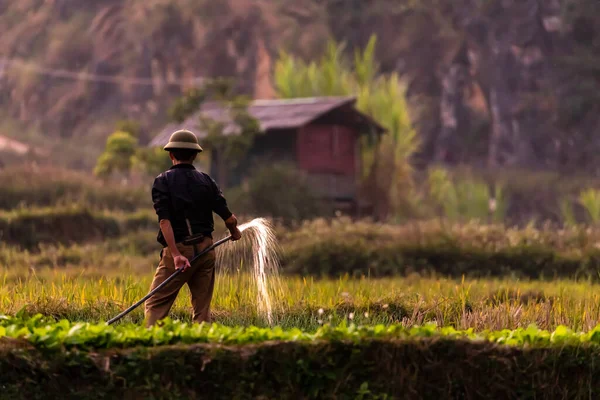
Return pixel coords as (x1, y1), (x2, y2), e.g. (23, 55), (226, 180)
(173, 254), (191, 271)
(159, 219), (191, 270)
(230, 227), (242, 241)
(225, 214), (242, 241)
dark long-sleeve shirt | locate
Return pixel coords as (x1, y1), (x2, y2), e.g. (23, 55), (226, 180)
(151, 163), (233, 247)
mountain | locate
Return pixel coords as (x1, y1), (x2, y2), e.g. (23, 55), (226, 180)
(1, 0), (599, 172)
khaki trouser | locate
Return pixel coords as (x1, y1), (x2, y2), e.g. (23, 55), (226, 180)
(144, 236), (215, 327)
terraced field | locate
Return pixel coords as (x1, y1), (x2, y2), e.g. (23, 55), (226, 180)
(3, 313), (600, 399)
(4, 193), (600, 398)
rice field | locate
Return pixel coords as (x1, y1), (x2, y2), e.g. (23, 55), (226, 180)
(5, 208), (600, 397)
(4, 224), (600, 398)
(3, 265), (600, 332)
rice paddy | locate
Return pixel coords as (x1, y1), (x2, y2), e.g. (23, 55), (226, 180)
(3, 265), (600, 332)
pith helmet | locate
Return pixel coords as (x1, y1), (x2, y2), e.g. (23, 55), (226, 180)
(163, 129), (203, 152)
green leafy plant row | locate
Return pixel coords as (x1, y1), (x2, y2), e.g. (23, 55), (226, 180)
(5, 318), (600, 398)
(2, 314), (600, 351)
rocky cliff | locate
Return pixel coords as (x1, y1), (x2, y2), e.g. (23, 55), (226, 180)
(1, 0), (599, 172)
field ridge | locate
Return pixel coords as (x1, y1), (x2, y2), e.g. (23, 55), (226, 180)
(3, 314), (600, 351)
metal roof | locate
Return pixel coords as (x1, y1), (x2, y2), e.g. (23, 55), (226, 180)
(150, 96), (386, 147)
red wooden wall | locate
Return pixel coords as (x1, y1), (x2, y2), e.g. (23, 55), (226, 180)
(296, 124), (357, 176)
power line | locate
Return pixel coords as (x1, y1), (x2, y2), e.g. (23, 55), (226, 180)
(0, 58), (203, 87)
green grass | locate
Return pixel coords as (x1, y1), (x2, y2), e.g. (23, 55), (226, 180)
(4, 218), (600, 331)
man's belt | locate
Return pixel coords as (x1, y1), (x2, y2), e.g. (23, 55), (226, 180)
(181, 233), (205, 246)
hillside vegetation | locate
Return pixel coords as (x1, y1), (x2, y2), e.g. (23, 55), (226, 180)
(1, 0), (600, 172)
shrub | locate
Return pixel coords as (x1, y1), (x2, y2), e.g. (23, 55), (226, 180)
(426, 166), (507, 223)
(0, 165), (149, 211)
(448, 167), (600, 226)
(0, 206), (154, 250)
(228, 164), (328, 224)
(94, 131), (138, 178)
(121, 209), (156, 231)
(579, 188), (600, 225)
(7, 211), (600, 280)
(279, 218), (600, 279)
(104, 230), (161, 257)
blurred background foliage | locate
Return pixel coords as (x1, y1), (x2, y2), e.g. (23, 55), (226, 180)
(2, 0), (600, 246)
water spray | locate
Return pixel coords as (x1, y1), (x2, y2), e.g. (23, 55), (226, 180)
(217, 218), (281, 325)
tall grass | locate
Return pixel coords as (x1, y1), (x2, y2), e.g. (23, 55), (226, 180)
(0, 165), (149, 211)
(560, 198), (578, 227)
(6, 213), (600, 292)
(580, 188), (600, 224)
(427, 167), (507, 223)
(3, 266), (600, 332)
(2, 218), (600, 331)
(555, 188), (600, 227)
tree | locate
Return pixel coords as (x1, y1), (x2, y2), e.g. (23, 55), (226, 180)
(167, 78), (260, 189)
(95, 119), (171, 178)
(168, 77), (235, 123)
(94, 130), (138, 178)
(227, 163), (327, 224)
(115, 119), (142, 139)
(133, 147), (172, 177)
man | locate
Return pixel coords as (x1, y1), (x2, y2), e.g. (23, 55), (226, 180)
(145, 129), (242, 327)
